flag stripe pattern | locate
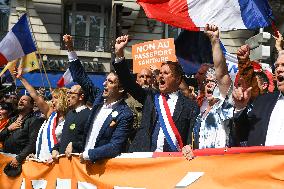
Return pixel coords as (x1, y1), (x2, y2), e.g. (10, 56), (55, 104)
(11, 14), (37, 55)
(0, 13), (36, 65)
(57, 68), (73, 87)
(138, 0), (273, 31)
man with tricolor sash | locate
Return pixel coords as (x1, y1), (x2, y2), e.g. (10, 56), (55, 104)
(113, 36), (199, 154)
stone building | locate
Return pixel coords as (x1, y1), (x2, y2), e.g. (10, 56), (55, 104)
(0, 0), (283, 81)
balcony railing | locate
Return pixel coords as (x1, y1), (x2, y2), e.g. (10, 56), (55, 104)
(60, 35), (112, 52)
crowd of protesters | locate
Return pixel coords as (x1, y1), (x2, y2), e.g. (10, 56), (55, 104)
(0, 24), (283, 173)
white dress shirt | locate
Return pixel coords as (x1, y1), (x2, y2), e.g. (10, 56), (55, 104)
(155, 91), (179, 152)
(265, 93), (284, 146)
(75, 105), (87, 113)
(83, 100), (121, 160)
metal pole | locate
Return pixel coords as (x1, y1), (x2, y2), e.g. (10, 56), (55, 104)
(26, 12), (52, 91)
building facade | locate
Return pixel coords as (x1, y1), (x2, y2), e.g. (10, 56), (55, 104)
(0, 0), (284, 75)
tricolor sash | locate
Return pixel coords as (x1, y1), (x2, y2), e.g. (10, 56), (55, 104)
(154, 94), (183, 152)
(36, 112), (58, 161)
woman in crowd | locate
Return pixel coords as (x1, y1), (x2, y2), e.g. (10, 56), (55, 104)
(15, 70), (69, 161)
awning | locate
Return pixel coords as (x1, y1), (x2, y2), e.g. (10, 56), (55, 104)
(15, 71), (106, 89)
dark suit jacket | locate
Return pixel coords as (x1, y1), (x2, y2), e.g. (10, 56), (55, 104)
(53, 107), (91, 154)
(113, 59), (199, 152)
(0, 113), (44, 163)
(234, 91), (281, 146)
(69, 59), (134, 162)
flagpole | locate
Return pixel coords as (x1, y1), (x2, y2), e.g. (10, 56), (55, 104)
(38, 55), (46, 88)
(25, 13), (52, 91)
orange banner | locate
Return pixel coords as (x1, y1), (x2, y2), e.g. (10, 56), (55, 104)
(1, 148), (284, 189)
(132, 38), (177, 73)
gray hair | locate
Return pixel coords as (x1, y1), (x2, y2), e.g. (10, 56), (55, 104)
(275, 50), (284, 66)
(205, 67), (216, 79)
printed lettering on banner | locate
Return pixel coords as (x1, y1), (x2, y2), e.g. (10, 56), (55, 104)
(132, 38), (177, 73)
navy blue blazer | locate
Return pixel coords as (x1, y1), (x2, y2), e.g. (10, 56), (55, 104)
(113, 59), (199, 152)
(69, 59), (134, 162)
(234, 91), (281, 146)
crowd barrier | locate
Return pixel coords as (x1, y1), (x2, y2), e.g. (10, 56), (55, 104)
(1, 146), (284, 189)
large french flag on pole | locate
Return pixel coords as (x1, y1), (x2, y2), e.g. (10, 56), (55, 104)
(0, 13), (36, 66)
(137, 0), (273, 31)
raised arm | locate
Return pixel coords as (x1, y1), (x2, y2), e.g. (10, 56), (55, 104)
(274, 31), (283, 53)
(112, 35), (147, 104)
(63, 35), (100, 104)
(15, 69), (51, 118)
(204, 24), (232, 97)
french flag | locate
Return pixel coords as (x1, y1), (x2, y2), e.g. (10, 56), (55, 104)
(138, 0), (273, 31)
(57, 68), (73, 87)
(0, 14), (36, 66)
(175, 30), (238, 79)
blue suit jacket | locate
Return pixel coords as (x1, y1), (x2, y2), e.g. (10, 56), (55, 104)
(69, 59), (134, 162)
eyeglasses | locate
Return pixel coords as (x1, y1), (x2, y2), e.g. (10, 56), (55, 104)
(203, 79), (217, 85)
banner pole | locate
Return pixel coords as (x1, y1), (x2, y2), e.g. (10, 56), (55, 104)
(25, 13), (52, 91)
(39, 57), (45, 88)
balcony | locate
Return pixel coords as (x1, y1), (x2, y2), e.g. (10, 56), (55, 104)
(60, 35), (112, 53)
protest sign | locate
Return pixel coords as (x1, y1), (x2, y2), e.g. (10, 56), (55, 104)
(132, 38), (177, 73)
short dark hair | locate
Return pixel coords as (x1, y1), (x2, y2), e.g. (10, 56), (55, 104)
(161, 61), (184, 78)
(255, 72), (269, 86)
(108, 71), (128, 98)
(0, 102), (13, 115)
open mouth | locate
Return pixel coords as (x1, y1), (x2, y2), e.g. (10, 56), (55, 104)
(159, 80), (165, 86)
(103, 88), (108, 93)
(277, 75), (284, 82)
(206, 89), (213, 95)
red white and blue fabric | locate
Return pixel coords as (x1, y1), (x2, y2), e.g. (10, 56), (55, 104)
(57, 68), (74, 87)
(36, 112), (58, 161)
(137, 0), (273, 31)
(220, 42), (238, 80)
(154, 94), (183, 152)
(0, 13), (36, 66)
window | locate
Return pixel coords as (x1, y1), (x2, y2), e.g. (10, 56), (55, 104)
(64, 3), (110, 52)
(165, 24), (182, 39)
(0, 0), (10, 40)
